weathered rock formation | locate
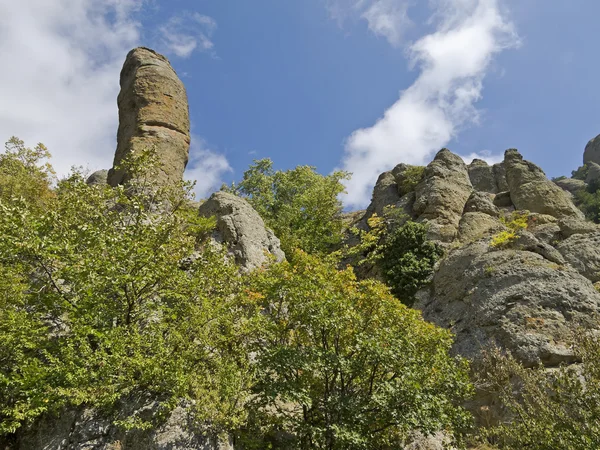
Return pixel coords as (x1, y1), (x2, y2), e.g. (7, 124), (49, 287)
(413, 149), (473, 242)
(584, 133), (600, 165)
(13, 400), (232, 450)
(198, 191), (285, 271)
(358, 146), (600, 374)
(504, 149), (585, 219)
(85, 169), (108, 186)
(107, 47), (190, 187)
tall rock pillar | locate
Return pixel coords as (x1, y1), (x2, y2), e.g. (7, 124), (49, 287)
(108, 47), (190, 187)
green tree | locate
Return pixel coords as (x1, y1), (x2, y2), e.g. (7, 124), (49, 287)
(227, 159), (350, 255)
(0, 145), (253, 434)
(381, 221), (444, 305)
(0, 137), (55, 208)
(240, 250), (473, 449)
(475, 331), (600, 450)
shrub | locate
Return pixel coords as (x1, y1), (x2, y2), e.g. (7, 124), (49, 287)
(491, 211), (529, 248)
(475, 331), (600, 449)
(381, 221), (444, 306)
(240, 250), (473, 449)
(226, 159), (350, 255)
(0, 145), (253, 434)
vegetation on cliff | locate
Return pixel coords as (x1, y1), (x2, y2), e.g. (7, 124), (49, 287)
(0, 140), (473, 448)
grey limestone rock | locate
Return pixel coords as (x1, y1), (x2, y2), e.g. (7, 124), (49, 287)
(557, 232), (600, 282)
(108, 47), (191, 188)
(414, 241), (600, 368)
(584, 133), (600, 166)
(198, 191), (285, 271)
(15, 401), (232, 450)
(504, 149), (584, 219)
(413, 149), (473, 242)
(86, 169), (108, 186)
(553, 177), (586, 195)
(585, 161), (600, 187)
(468, 159), (497, 193)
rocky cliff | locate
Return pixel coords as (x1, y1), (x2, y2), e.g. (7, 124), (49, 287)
(361, 145), (600, 386)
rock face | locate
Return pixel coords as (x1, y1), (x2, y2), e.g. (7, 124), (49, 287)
(504, 149), (585, 219)
(413, 149), (473, 242)
(107, 47), (190, 187)
(198, 192), (285, 271)
(414, 241), (600, 368)
(13, 401), (232, 450)
(468, 159), (497, 193)
(553, 177), (586, 195)
(584, 133), (600, 165)
(86, 169), (108, 186)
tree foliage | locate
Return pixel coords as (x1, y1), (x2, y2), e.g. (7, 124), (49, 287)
(345, 210), (443, 306)
(240, 250), (473, 449)
(0, 145), (253, 434)
(475, 331), (600, 449)
(0, 137), (55, 209)
(226, 159), (350, 255)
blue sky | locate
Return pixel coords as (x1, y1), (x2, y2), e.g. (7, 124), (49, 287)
(1, 0), (599, 208)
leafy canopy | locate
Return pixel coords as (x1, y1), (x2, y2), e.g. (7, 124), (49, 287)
(226, 158), (350, 255)
(0, 145), (253, 434)
(240, 250), (473, 449)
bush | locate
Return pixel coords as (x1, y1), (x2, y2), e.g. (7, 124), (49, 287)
(491, 211), (529, 248)
(381, 221), (444, 306)
(226, 159), (350, 255)
(475, 331), (600, 449)
(0, 145), (253, 434)
(240, 250), (473, 449)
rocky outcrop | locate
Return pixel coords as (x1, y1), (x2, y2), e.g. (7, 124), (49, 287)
(585, 161), (600, 187)
(413, 149), (473, 242)
(198, 192), (285, 271)
(86, 169), (108, 186)
(13, 401), (232, 450)
(557, 232), (600, 282)
(553, 177), (586, 195)
(108, 47), (190, 187)
(584, 133), (600, 165)
(504, 149), (584, 219)
(366, 171), (401, 218)
(468, 159), (497, 193)
(414, 241), (600, 368)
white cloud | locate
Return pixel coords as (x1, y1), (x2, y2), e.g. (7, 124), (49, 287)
(361, 0), (414, 46)
(460, 151), (503, 165)
(0, 1), (227, 190)
(184, 136), (232, 199)
(0, 0), (142, 177)
(159, 13), (217, 59)
(336, 0), (520, 208)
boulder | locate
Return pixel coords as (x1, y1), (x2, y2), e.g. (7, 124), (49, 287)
(108, 47), (191, 187)
(14, 400), (232, 450)
(463, 191), (499, 217)
(492, 162), (509, 192)
(458, 212), (504, 243)
(414, 241), (600, 368)
(557, 216), (598, 238)
(413, 149), (473, 242)
(198, 192), (285, 271)
(504, 149), (584, 219)
(468, 159), (497, 193)
(553, 177), (586, 195)
(584, 133), (600, 165)
(557, 232), (600, 282)
(86, 169), (108, 186)
(492, 191), (513, 208)
(365, 171), (401, 218)
(585, 161), (600, 188)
